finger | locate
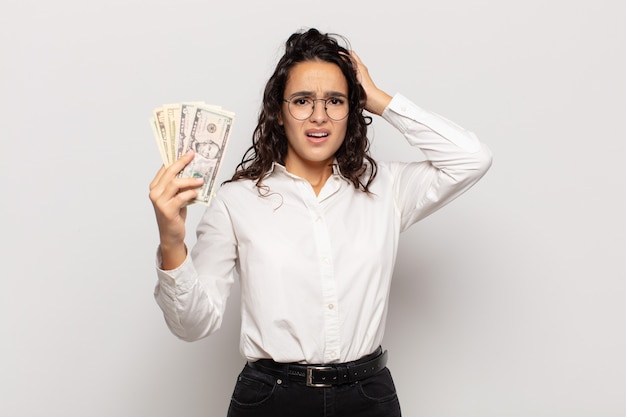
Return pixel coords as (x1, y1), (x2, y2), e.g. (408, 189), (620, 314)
(157, 186), (199, 224)
(165, 176), (204, 198)
(149, 150), (196, 195)
(162, 150), (196, 181)
(348, 51), (364, 69)
(154, 176), (204, 205)
(347, 51), (368, 84)
(171, 187), (201, 207)
(149, 165), (167, 190)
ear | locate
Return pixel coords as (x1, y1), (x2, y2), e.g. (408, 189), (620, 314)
(278, 111), (284, 126)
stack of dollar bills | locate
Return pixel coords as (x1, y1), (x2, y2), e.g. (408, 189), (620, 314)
(150, 102), (235, 205)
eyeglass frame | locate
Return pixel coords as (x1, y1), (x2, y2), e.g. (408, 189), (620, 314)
(282, 96), (350, 121)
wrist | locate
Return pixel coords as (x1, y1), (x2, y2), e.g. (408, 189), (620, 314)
(366, 90), (393, 116)
(159, 241), (187, 270)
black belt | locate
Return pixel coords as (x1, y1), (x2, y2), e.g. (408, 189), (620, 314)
(247, 347), (388, 388)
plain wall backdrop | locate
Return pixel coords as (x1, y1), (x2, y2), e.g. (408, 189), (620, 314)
(1, 0), (624, 416)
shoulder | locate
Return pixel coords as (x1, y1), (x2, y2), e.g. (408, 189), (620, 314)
(213, 177), (284, 208)
(367, 159), (433, 191)
(213, 178), (257, 203)
(367, 160), (400, 184)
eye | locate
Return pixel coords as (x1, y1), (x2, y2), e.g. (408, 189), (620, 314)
(327, 97), (346, 106)
(292, 97), (312, 106)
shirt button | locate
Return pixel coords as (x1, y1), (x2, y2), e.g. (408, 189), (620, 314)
(328, 304), (334, 310)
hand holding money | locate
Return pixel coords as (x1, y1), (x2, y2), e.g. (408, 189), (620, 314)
(148, 152), (202, 269)
(150, 102), (235, 206)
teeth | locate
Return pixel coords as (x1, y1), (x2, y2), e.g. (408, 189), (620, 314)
(308, 132), (328, 137)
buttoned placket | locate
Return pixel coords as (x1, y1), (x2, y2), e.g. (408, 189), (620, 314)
(296, 176), (342, 363)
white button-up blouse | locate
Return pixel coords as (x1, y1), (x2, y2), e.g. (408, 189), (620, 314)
(154, 93), (493, 364)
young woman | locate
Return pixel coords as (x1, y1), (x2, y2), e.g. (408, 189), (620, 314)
(149, 28), (492, 417)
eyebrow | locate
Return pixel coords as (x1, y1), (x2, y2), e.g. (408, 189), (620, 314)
(286, 90), (348, 99)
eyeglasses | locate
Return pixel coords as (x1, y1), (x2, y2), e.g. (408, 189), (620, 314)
(283, 96), (349, 121)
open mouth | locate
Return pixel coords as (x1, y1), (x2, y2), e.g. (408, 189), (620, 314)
(306, 131), (329, 144)
(307, 132), (329, 138)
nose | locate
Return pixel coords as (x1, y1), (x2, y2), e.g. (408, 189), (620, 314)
(310, 99), (328, 122)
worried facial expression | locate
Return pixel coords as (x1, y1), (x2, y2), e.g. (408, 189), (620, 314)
(279, 60), (349, 174)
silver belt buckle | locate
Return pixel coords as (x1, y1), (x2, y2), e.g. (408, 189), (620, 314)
(306, 366), (333, 387)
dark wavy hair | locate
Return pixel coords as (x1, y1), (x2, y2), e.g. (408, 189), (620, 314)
(228, 28), (377, 192)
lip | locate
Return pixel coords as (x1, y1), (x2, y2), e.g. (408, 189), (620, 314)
(305, 129), (330, 144)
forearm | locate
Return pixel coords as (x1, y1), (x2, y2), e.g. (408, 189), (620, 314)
(383, 94), (492, 229)
(154, 254), (230, 341)
(366, 88), (393, 116)
(154, 196), (238, 341)
(383, 93), (492, 176)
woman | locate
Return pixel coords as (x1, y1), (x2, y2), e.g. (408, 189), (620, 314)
(149, 28), (492, 417)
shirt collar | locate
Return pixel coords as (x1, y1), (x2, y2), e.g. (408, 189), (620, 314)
(268, 161), (345, 180)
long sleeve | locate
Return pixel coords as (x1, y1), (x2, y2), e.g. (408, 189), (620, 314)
(153, 197), (238, 341)
(381, 94), (493, 231)
(151, 92), (492, 362)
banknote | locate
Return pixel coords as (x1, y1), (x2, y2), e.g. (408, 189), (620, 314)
(181, 105), (235, 204)
(150, 101), (235, 206)
(150, 117), (168, 164)
(152, 108), (169, 164)
(163, 103), (181, 164)
(178, 102), (198, 162)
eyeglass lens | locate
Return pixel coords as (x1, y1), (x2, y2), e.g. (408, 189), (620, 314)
(286, 97), (349, 121)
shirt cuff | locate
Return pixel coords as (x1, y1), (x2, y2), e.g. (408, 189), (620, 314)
(155, 245), (197, 293)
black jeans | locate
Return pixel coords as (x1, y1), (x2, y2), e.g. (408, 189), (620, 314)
(226, 361), (402, 417)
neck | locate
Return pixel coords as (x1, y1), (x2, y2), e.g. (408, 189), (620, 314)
(284, 158), (333, 196)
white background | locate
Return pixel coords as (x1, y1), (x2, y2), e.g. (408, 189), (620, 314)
(1, 0), (625, 416)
